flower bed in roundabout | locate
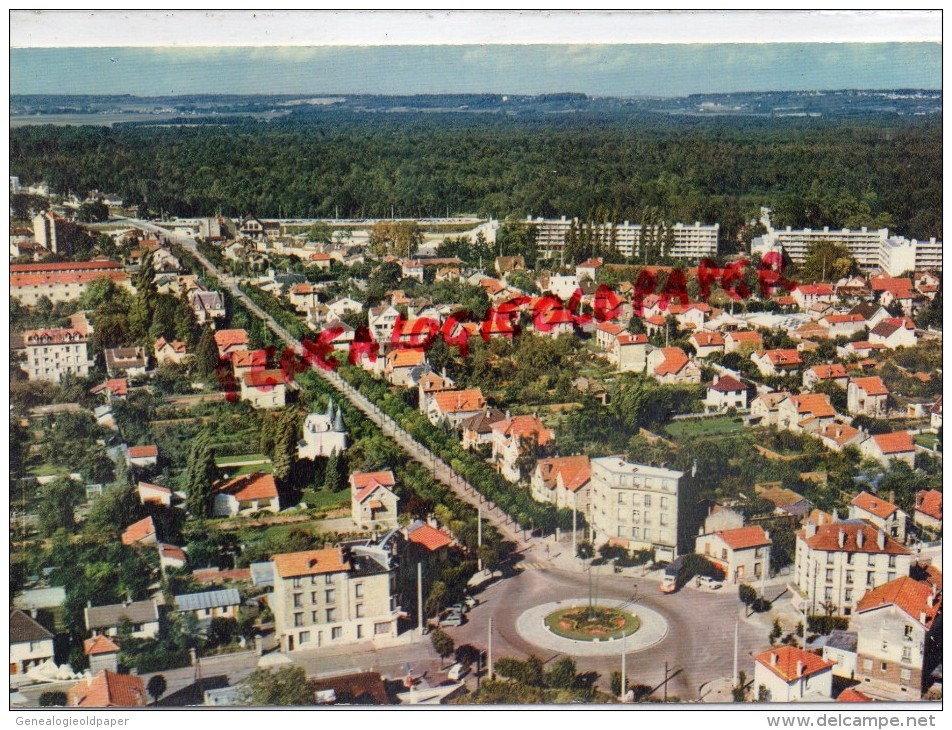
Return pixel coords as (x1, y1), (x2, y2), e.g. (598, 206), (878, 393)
(543, 605), (640, 642)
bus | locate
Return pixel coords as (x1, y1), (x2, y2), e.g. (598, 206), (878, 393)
(660, 556), (687, 593)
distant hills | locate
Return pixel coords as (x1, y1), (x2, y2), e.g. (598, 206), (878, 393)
(10, 89), (942, 123)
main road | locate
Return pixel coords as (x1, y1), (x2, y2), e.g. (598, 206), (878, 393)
(123, 218), (528, 549)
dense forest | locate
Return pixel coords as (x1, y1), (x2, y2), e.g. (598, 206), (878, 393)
(9, 111), (942, 242)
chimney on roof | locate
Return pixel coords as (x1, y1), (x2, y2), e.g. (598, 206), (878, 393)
(876, 530), (886, 551)
(764, 530), (770, 543)
(806, 521), (817, 539)
(888, 490), (895, 505)
(770, 653), (778, 667)
(308, 558), (318, 568)
(796, 660), (804, 678)
(919, 611), (927, 624)
(838, 529), (845, 548)
(856, 530), (865, 549)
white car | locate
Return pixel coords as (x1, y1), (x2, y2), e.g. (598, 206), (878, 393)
(698, 576), (723, 590)
(447, 663), (469, 681)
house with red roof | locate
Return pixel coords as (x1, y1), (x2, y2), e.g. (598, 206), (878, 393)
(460, 407), (507, 451)
(212, 472), (280, 517)
(427, 388), (487, 428)
(287, 282), (323, 313)
(724, 330), (763, 354)
(776, 393), (836, 435)
(818, 423), (864, 452)
(137, 480), (173, 507)
(90, 378), (128, 403)
(154, 336), (190, 366)
(695, 525), (771, 583)
(791, 283), (836, 310)
(214, 328), (250, 359)
(803, 364), (849, 390)
(647, 346), (701, 385)
(849, 491), (907, 542)
(491, 415), (554, 482)
(913, 490), (942, 533)
(240, 368), (287, 409)
(127, 444), (158, 468)
(704, 374), (749, 412)
(405, 520), (453, 553)
(531, 455), (592, 512)
(751, 348), (802, 377)
(121, 516), (157, 547)
(853, 574), (942, 699)
(689, 330), (725, 358)
(595, 321), (626, 351)
(847, 376), (889, 417)
(860, 431), (916, 468)
(384, 348), (427, 387)
(350, 470), (399, 529)
(157, 543), (188, 571)
(753, 645), (834, 702)
(836, 687), (873, 703)
(609, 332), (648, 373)
(232, 347), (269, 380)
(575, 257), (603, 281)
(819, 312), (868, 338)
(868, 317), (917, 350)
(795, 521), (912, 616)
(83, 635), (121, 674)
(929, 397), (941, 430)
(67, 670), (147, 708)
(21, 324), (92, 383)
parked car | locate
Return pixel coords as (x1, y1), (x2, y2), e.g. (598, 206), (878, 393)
(463, 595), (479, 609)
(698, 575), (723, 590)
(448, 603), (468, 615)
(447, 663), (469, 681)
(439, 611), (465, 627)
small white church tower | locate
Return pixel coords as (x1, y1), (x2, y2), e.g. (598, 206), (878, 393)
(298, 397), (348, 459)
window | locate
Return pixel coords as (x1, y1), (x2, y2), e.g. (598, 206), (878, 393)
(900, 668), (911, 685)
(355, 604), (364, 618)
(881, 662), (887, 673)
(311, 592), (318, 604)
(357, 625), (363, 639)
(616, 527), (625, 538)
(660, 497), (668, 510)
(325, 575), (334, 585)
(374, 622), (391, 635)
(326, 608), (337, 623)
(846, 571), (853, 585)
(901, 646), (912, 663)
(721, 548), (728, 560)
(824, 588), (833, 601)
(310, 576), (318, 586)
(863, 659), (873, 672)
(643, 528), (651, 541)
(293, 593), (303, 608)
(660, 514), (668, 526)
(844, 589), (852, 602)
(355, 583), (364, 598)
(846, 553), (854, 565)
(644, 495), (652, 507)
(294, 613), (304, 627)
(325, 589), (336, 604)
(826, 553), (834, 565)
(867, 571), (875, 587)
(888, 555), (897, 568)
(632, 510), (640, 521)
(618, 493), (625, 504)
(826, 569), (834, 583)
(631, 527), (639, 539)
(331, 627), (342, 640)
(754, 563), (762, 578)
(299, 631), (310, 644)
(311, 611), (318, 623)
(292, 577), (302, 588)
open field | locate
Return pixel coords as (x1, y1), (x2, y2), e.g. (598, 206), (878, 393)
(665, 415), (746, 440)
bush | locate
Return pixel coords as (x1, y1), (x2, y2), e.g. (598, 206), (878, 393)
(807, 614), (849, 635)
(738, 583), (758, 606)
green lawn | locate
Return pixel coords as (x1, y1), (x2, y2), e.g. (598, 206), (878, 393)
(221, 462), (273, 477)
(915, 433), (939, 450)
(27, 463), (70, 477)
(665, 415), (747, 440)
(302, 489), (350, 512)
(216, 453), (270, 467)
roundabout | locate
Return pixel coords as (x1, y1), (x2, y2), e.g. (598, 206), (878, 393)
(515, 598), (669, 657)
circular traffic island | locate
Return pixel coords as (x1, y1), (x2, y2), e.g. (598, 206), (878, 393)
(516, 599), (668, 657)
(544, 605), (640, 642)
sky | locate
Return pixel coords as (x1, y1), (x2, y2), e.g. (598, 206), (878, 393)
(9, 43), (942, 97)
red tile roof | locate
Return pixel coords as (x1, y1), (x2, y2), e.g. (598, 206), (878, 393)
(432, 389), (486, 414)
(242, 369), (287, 388)
(870, 431), (915, 455)
(22, 326), (89, 345)
(819, 424), (861, 446)
(68, 670), (147, 707)
(214, 328), (249, 350)
(272, 548), (350, 578)
(856, 576), (942, 628)
(755, 646), (834, 682)
(850, 491), (898, 520)
(837, 688), (873, 703)
(577, 258), (604, 268)
(11, 271), (130, 289)
(823, 313), (865, 324)
(795, 284), (835, 296)
(11, 261), (123, 273)
(692, 331), (725, 347)
(121, 516), (156, 546)
(351, 470), (397, 503)
(597, 322), (626, 337)
(387, 349), (426, 369)
(716, 526), (771, 550)
(850, 376), (888, 396)
(128, 445), (158, 459)
(536, 455), (591, 493)
(727, 331), (763, 343)
(83, 635), (121, 656)
(759, 349), (801, 366)
(654, 347), (691, 375)
(214, 472), (279, 501)
(232, 348), (268, 369)
(491, 415), (553, 446)
(617, 333), (648, 345)
(709, 374), (746, 393)
(915, 489), (942, 521)
(787, 393), (835, 418)
(808, 364), (847, 380)
(155, 336), (187, 353)
(158, 543), (187, 562)
(798, 522), (911, 556)
(91, 378), (128, 397)
(407, 523), (453, 551)
(192, 567), (252, 585)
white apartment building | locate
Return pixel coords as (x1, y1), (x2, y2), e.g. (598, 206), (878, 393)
(878, 236), (943, 276)
(588, 457), (685, 561)
(794, 520), (913, 617)
(526, 216), (719, 261)
(22, 326), (92, 382)
(271, 546), (399, 653)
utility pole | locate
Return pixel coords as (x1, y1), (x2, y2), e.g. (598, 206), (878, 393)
(572, 492), (577, 560)
(663, 661), (668, 703)
(620, 630), (627, 703)
(487, 617), (494, 680)
(417, 562), (424, 635)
